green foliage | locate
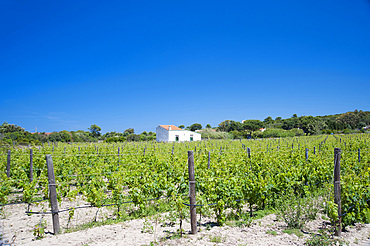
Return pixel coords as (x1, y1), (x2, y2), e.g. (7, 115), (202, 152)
(209, 235), (225, 243)
(200, 128), (231, 139)
(124, 128), (134, 135)
(305, 229), (349, 246)
(104, 136), (127, 142)
(1, 133), (369, 235)
(266, 230), (277, 236)
(251, 128), (303, 139)
(33, 218), (47, 239)
(88, 124), (102, 138)
(0, 122), (25, 133)
(242, 120), (264, 132)
(275, 189), (321, 229)
(189, 123), (202, 131)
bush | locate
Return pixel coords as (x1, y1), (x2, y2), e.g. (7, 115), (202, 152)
(262, 128), (295, 138)
(305, 229), (349, 246)
(289, 128), (305, 136)
(104, 136), (127, 143)
(275, 189), (321, 229)
(251, 131), (263, 139)
(201, 129), (231, 139)
(342, 129), (355, 134)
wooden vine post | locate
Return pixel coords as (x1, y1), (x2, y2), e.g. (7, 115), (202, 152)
(208, 151), (211, 169)
(188, 151), (197, 234)
(7, 150), (11, 177)
(358, 149), (361, 163)
(46, 154), (60, 234)
(30, 149), (33, 182)
(334, 148), (342, 237)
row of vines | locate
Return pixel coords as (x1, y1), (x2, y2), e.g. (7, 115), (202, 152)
(0, 134), (369, 229)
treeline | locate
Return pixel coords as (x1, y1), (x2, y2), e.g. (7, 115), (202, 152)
(1, 110), (369, 146)
(0, 123), (156, 147)
(212, 109), (370, 139)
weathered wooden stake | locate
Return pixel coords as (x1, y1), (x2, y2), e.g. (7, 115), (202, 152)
(247, 147), (251, 158)
(7, 150), (11, 177)
(305, 148), (308, 160)
(30, 149), (33, 182)
(208, 151), (210, 169)
(334, 148), (342, 237)
(188, 151), (197, 234)
(46, 155), (60, 234)
(314, 146), (316, 155)
(358, 149), (361, 163)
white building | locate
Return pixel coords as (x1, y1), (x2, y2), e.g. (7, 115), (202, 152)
(156, 125), (202, 142)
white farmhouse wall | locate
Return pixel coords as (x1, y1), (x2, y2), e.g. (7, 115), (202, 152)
(156, 126), (201, 142)
(156, 126), (169, 142)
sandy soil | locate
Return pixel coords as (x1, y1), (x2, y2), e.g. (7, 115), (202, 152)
(1, 197), (369, 246)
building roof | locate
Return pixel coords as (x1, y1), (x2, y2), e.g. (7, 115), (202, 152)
(159, 125), (183, 131)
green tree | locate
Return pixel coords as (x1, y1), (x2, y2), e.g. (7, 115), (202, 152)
(336, 110), (364, 129)
(264, 116), (274, 128)
(0, 122), (25, 133)
(179, 125), (185, 129)
(264, 116), (274, 124)
(189, 123), (202, 131)
(206, 124), (212, 129)
(88, 124), (101, 137)
(124, 128), (134, 136)
(242, 120), (264, 132)
(218, 120), (231, 132)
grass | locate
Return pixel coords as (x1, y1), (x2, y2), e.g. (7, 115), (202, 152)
(253, 208), (273, 220)
(64, 200), (173, 233)
(282, 228), (304, 238)
(266, 230), (278, 236)
(64, 216), (127, 233)
(224, 208), (273, 228)
(209, 235), (225, 243)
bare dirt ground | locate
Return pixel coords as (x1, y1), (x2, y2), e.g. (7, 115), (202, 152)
(1, 197), (369, 246)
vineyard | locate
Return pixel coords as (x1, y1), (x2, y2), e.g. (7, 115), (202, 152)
(1, 134), (370, 244)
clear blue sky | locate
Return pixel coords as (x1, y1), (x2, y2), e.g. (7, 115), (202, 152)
(1, 0), (369, 134)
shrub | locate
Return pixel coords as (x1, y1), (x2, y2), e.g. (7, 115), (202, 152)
(201, 129), (231, 139)
(262, 128), (295, 138)
(289, 128), (305, 136)
(275, 189), (321, 229)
